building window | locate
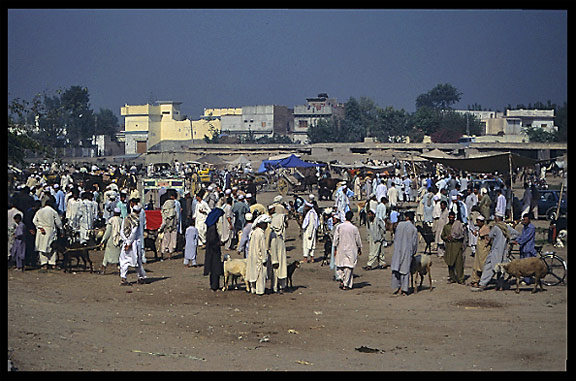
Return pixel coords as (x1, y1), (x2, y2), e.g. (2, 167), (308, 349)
(299, 120), (308, 128)
(261, 122), (266, 127)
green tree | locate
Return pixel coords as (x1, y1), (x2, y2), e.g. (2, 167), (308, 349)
(307, 118), (341, 143)
(410, 106), (440, 136)
(94, 108), (120, 140)
(373, 106), (410, 143)
(8, 97), (45, 164)
(416, 83), (462, 110)
(555, 102), (567, 142)
(60, 86), (95, 145)
(522, 126), (557, 143)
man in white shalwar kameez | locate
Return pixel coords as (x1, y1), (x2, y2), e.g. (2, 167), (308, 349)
(247, 214), (270, 295)
(33, 200), (63, 269)
(119, 205), (146, 285)
(301, 202), (319, 263)
(77, 192), (96, 244)
(268, 205), (287, 293)
(194, 192), (211, 246)
(66, 191), (82, 232)
(390, 212), (418, 296)
(334, 182), (354, 222)
(333, 211), (362, 290)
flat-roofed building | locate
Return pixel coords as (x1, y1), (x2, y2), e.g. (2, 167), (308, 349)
(121, 101), (193, 153)
(293, 93), (344, 143)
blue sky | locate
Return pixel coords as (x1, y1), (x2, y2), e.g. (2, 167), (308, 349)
(7, 8), (568, 120)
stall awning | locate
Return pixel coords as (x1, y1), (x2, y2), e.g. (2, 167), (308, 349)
(419, 151), (538, 174)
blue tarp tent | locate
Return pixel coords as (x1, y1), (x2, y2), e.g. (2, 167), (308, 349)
(257, 154), (324, 173)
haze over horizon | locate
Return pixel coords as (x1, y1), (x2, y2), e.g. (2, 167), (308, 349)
(8, 9), (568, 120)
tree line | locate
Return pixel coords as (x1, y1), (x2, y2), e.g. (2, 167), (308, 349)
(307, 83), (568, 144)
(8, 86), (119, 164)
(8, 83), (567, 164)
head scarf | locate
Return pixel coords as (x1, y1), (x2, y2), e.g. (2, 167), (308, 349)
(123, 211), (140, 238)
(253, 214), (271, 227)
(205, 208), (225, 228)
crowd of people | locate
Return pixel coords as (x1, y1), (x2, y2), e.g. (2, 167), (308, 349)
(7, 157), (556, 297)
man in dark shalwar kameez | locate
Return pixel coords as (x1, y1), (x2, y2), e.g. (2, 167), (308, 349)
(441, 211), (466, 284)
(203, 208), (225, 291)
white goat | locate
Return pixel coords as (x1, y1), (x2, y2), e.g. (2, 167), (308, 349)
(410, 254), (432, 293)
(222, 254), (250, 292)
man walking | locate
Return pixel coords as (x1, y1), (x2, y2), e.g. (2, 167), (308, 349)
(119, 205), (146, 285)
(441, 211), (466, 284)
(333, 211), (362, 290)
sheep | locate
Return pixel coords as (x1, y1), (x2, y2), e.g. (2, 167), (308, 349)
(410, 254), (432, 293)
(494, 257), (547, 294)
(222, 254), (250, 292)
(554, 229), (567, 248)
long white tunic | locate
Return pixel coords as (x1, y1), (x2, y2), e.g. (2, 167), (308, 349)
(333, 221), (362, 268)
(247, 227), (267, 287)
(194, 200), (211, 245)
(33, 206), (63, 253)
(66, 198), (82, 229)
(119, 217), (141, 268)
(302, 208), (318, 256)
(269, 213), (287, 279)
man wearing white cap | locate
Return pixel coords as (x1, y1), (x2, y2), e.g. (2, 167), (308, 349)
(478, 188), (492, 220)
(268, 204), (288, 293)
(247, 214), (271, 295)
(334, 182), (354, 222)
(119, 205), (146, 285)
(271, 195), (286, 215)
(100, 207), (122, 274)
(237, 212), (253, 258)
(302, 201), (319, 263)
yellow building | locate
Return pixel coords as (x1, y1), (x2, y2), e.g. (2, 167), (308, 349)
(121, 101), (192, 153)
(192, 107), (243, 141)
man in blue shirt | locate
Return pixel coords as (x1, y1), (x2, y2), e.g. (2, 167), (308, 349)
(513, 213), (537, 285)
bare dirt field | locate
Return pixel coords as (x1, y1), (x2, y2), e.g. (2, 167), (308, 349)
(7, 190), (568, 371)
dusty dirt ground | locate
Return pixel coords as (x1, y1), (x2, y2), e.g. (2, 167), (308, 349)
(7, 189), (568, 371)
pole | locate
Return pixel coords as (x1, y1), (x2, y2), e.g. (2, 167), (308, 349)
(509, 153), (514, 221)
(555, 180), (564, 220)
